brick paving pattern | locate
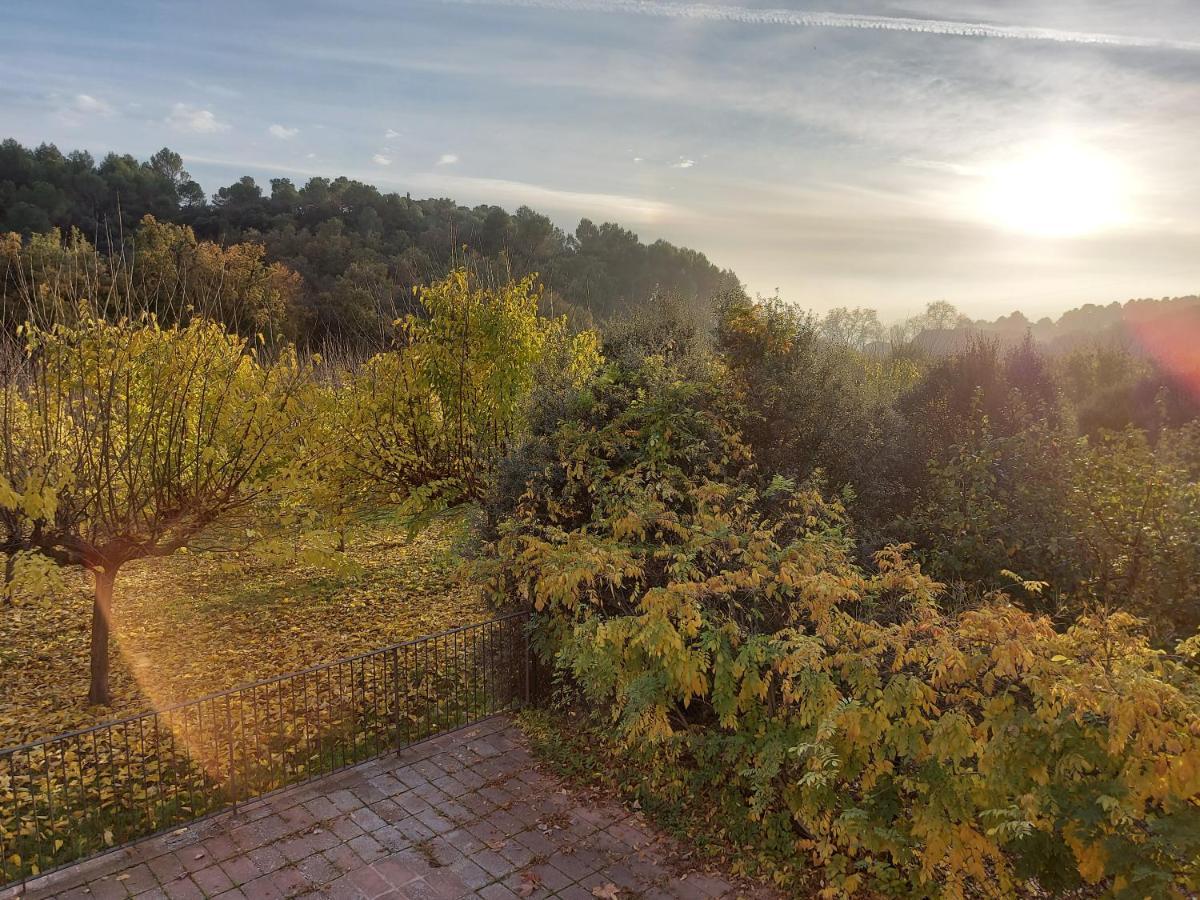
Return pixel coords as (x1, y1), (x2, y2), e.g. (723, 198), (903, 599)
(5, 717), (774, 899)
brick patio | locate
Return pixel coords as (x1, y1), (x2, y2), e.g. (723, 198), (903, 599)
(5, 717), (773, 899)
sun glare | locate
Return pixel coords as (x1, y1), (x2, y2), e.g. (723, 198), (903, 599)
(978, 141), (1128, 238)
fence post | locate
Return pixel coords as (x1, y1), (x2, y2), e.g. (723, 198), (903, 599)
(523, 617), (532, 706)
(393, 648), (403, 752)
(224, 695), (236, 810)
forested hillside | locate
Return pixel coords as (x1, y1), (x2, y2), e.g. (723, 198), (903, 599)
(0, 139), (734, 344)
(2, 229), (1198, 891)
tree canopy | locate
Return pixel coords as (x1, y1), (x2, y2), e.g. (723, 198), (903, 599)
(0, 139), (736, 347)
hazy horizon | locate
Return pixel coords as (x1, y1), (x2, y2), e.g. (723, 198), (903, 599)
(4, 0), (1199, 320)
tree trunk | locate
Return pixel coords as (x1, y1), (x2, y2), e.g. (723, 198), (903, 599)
(88, 567), (117, 706)
(3, 553), (13, 606)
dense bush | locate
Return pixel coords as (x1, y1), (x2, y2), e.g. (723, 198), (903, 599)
(343, 269), (600, 525)
(481, 336), (1200, 897)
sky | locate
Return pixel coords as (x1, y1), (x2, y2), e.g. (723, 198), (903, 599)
(3, 0), (1199, 320)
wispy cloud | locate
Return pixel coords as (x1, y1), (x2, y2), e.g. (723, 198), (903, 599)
(385, 128), (402, 139)
(436, 153), (459, 166)
(437, 0), (1200, 51)
(415, 172), (680, 224)
(72, 93), (113, 116)
(672, 157), (695, 169)
(372, 153), (392, 165)
(51, 92), (115, 124)
(268, 123), (299, 139)
(166, 103), (229, 134)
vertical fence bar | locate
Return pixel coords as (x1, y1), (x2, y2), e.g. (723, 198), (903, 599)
(224, 695), (236, 809)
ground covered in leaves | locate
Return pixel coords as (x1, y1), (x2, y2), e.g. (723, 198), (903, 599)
(517, 708), (810, 896)
(0, 512), (489, 748)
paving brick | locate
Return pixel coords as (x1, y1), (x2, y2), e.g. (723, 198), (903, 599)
(161, 878), (204, 900)
(321, 843), (364, 875)
(442, 828), (486, 856)
(373, 824), (414, 854)
(420, 835), (465, 868)
(396, 878), (446, 900)
(228, 823), (270, 853)
(446, 858), (491, 891)
(346, 864), (392, 898)
(498, 872), (551, 900)
(302, 795), (342, 822)
(350, 807), (389, 833)
(246, 844), (288, 876)
(192, 864), (235, 896)
(279, 834), (319, 864)
(496, 841), (534, 869)
(22, 717), (776, 900)
(372, 798), (407, 824)
(85, 878), (130, 900)
(475, 885), (520, 900)
(423, 868), (472, 899)
(524, 863), (571, 893)
(468, 848), (515, 880)
(147, 853), (188, 884)
(328, 789), (365, 813)
(549, 850), (596, 882)
(239, 874), (286, 900)
(328, 815), (367, 841)
(366, 774), (405, 797)
(395, 816), (436, 845)
(348, 832), (388, 863)
(373, 855), (424, 888)
(266, 865), (311, 897)
(219, 851), (262, 887)
(200, 834), (241, 863)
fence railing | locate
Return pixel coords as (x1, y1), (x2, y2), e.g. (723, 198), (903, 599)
(0, 611), (532, 887)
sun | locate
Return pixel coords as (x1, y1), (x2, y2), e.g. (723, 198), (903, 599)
(977, 141), (1128, 238)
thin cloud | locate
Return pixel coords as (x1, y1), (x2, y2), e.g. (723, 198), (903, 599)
(166, 103), (229, 134)
(52, 92), (115, 124)
(436, 153), (460, 165)
(673, 158), (696, 168)
(72, 93), (113, 116)
(416, 172), (679, 224)
(268, 123), (299, 139)
(438, 0), (1200, 52)
(372, 153), (392, 165)
(385, 128), (402, 139)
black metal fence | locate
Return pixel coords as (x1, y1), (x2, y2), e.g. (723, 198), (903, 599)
(0, 612), (532, 887)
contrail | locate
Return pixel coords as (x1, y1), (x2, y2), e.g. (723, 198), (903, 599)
(439, 0), (1200, 52)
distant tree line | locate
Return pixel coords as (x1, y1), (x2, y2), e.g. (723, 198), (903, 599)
(0, 139), (736, 347)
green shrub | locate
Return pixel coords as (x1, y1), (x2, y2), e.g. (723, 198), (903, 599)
(483, 348), (1200, 898)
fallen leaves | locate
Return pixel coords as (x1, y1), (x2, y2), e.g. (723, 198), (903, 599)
(517, 869), (543, 896)
(591, 883), (621, 899)
(1, 513), (487, 748)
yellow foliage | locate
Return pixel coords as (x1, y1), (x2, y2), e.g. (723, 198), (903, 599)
(484, 349), (1200, 896)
